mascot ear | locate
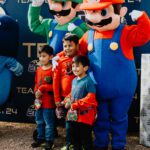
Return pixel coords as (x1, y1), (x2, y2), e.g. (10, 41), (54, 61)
(0, 7), (6, 15)
(120, 6), (127, 18)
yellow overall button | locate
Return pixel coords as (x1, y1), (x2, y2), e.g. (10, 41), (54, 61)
(88, 43), (93, 52)
(110, 42), (118, 51)
(49, 31), (53, 38)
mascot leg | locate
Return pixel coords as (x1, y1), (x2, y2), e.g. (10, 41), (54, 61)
(94, 100), (110, 149)
(0, 68), (12, 105)
(110, 96), (133, 149)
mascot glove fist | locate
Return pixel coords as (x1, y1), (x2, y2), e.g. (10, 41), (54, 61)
(13, 63), (23, 76)
(68, 23), (77, 31)
(129, 10), (143, 22)
(32, 0), (45, 7)
(52, 56), (60, 71)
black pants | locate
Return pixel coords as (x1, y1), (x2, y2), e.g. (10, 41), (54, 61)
(70, 122), (93, 150)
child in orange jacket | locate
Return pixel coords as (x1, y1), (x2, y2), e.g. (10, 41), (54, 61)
(63, 55), (98, 150)
(53, 33), (79, 150)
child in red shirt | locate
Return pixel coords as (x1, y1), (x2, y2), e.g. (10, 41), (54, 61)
(31, 45), (55, 150)
(53, 33), (79, 150)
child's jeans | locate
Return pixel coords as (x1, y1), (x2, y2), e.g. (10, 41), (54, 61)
(35, 108), (55, 142)
(66, 121), (71, 145)
(63, 107), (71, 145)
(56, 106), (71, 145)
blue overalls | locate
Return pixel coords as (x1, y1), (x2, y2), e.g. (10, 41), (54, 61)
(87, 25), (137, 149)
(48, 19), (83, 55)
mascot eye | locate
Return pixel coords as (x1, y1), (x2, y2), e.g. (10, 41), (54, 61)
(62, 2), (67, 8)
(101, 9), (108, 16)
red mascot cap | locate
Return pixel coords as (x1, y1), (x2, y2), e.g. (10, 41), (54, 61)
(80, 0), (124, 10)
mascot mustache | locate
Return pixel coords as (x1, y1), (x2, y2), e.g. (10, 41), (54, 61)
(49, 9), (71, 16)
(86, 17), (112, 27)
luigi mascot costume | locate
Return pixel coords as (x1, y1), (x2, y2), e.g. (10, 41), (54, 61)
(28, 0), (88, 55)
(79, 0), (150, 150)
(0, 7), (23, 106)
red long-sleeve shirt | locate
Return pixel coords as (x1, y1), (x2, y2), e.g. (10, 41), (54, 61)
(34, 66), (55, 108)
(65, 93), (98, 125)
(53, 54), (76, 103)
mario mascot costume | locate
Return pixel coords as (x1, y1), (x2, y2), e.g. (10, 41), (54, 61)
(28, 0), (88, 55)
(0, 8), (23, 106)
(79, 0), (150, 150)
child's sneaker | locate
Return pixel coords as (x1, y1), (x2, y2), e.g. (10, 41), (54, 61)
(31, 139), (44, 148)
(61, 144), (74, 150)
(44, 141), (54, 150)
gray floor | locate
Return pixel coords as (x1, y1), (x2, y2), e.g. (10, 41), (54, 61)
(0, 122), (149, 150)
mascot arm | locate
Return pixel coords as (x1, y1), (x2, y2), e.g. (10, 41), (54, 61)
(79, 22), (89, 33)
(79, 32), (88, 56)
(71, 93), (97, 110)
(71, 22), (89, 38)
(53, 65), (62, 103)
(28, 4), (51, 37)
(5, 57), (23, 76)
(124, 12), (150, 47)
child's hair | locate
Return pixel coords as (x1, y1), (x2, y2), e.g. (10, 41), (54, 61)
(73, 55), (90, 67)
(63, 33), (79, 45)
(39, 45), (53, 55)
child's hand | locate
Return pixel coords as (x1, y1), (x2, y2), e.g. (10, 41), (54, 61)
(70, 105), (73, 110)
(55, 107), (64, 119)
(65, 102), (71, 109)
(61, 101), (65, 105)
(55, 102), (62, 107)
(35, 90), (42, 99)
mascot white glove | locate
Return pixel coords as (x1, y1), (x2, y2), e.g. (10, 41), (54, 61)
(32, 0), (45, 7)
(52, 56), (60, 71)
(68, 23), (77, 31)
(129, 10), (143, 22)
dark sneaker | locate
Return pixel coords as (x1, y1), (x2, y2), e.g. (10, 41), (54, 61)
(112, 148), (127, 150)
(31, 139), (45, 148)
(44, 141), (54, 150)
(93, 146), (108, 150)
(61, 144), (74, 150)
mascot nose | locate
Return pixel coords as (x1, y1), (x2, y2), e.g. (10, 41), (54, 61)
(51, 3), (62, 12)
(86, 13), (100, 23)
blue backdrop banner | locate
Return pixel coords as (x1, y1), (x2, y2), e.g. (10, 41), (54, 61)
(0, 0), (150, 132)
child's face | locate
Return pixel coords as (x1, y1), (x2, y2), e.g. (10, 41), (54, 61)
(63, 40), (78, 57)
(72, 62), (88, 77)
(39, 52), (52, 66)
